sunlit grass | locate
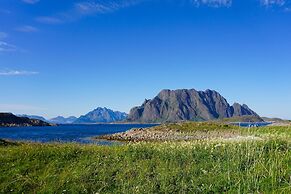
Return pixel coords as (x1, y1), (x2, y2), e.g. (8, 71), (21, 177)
(0, 134), (290, 193)
(150, 122), (291, 140)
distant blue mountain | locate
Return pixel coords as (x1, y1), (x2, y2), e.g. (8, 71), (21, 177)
(49, 116), (77, 124)
(74, 107), (128, 124)
(17, 114), (48, 122)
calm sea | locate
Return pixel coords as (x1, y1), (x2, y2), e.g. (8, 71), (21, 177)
(0, 124), (157, 145)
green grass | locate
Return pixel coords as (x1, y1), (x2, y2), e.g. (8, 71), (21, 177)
(151, 122), (291, 138)
(247, 126), (291, 138)
(154, 122), (239, 132)
(214, 115), (264, 122)
(0, 132), (291, 193)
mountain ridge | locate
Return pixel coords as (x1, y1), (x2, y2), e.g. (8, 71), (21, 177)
(17, 114), (48, 122)
(49, 116), (77, 124)
(127, 89), (260, 123)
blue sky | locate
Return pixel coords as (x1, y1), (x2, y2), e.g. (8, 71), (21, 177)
(0, 0), (291, 119)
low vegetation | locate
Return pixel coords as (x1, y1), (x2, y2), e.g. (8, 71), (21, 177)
(213, 115), (264, 122)
(0, 123), (290, 193)
(99, 122), (290, 142)
(155, 122), (291, 139)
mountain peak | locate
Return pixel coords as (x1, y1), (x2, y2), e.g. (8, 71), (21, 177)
(74, 107), (128, 124)
(231, 103), (258, 117)
(94, 107), (108, 111)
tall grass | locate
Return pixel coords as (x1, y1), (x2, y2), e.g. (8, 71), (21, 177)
(0, 138), (290, 193)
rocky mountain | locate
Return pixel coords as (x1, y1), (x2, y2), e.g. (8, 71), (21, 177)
(74, 107), (128, 124)
(49, 116), (77, 124)
(230, 103), (259, 117)
(127, 89), (260, 123)
(0, 113), (53, 127)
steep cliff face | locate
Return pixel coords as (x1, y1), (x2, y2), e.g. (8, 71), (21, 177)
(127, 89), (259, 123)
(230, 103), (259, 117)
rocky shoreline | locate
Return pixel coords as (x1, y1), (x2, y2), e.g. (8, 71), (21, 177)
(97, 123), (242, 142)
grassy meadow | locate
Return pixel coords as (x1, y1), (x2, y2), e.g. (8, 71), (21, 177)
(0, 123), (290, 193)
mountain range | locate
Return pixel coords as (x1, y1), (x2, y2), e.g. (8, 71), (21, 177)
(2, 88), (261, 125)
(17, 115), (77, 124)
(16, 108), (128, 124)
(74, 107), (128, 124)
(17, 114), (48, 122)
(49, 116), (78, 124)
(127, 89), (260, 123)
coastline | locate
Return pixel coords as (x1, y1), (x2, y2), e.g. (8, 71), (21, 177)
(96, 121), (291, 143)
(96, 122), (244, 142)
(0, 123), (56, 128)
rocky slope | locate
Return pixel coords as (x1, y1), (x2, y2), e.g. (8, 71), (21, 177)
(127, 89), (260, 123)
(0, 113), (53, 127)
(74, 107), (128, 124)
(230, 103), (259, 117)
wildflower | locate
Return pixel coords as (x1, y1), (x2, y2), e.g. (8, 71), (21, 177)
(214, 143), (222, 148)
(201, 169), (207, 174)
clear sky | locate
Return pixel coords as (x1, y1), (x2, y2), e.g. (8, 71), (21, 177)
(0, 0), (291, 119)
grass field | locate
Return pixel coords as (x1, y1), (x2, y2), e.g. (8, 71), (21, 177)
(0, 124), (290, 193)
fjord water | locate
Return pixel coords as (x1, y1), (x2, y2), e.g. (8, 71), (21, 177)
(0, 124), (156, 145)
